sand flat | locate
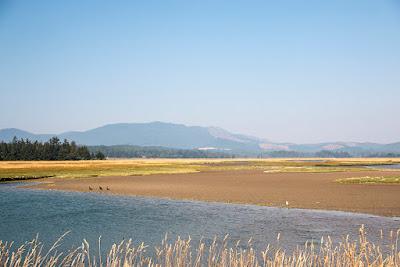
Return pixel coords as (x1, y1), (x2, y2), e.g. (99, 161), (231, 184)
(28, 170), (400, 216)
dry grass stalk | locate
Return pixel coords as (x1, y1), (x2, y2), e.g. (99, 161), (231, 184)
(0, 226), (398, 267)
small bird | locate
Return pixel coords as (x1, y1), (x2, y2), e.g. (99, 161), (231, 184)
(99, 186), (103, 191)
(106, 186), (110, 191)
(89, 186), (93, 191)
(285, 200), (289, 207)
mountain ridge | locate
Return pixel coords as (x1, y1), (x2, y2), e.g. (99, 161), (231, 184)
(0, 122), (399, 154)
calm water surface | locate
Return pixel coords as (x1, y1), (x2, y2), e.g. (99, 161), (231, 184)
(368, 164), (400, 169)
(0, 183), (399, 253)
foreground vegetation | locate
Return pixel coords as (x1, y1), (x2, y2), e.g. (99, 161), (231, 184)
(0, 226), (398, 266)
(0, 137), (105, 161)
(1, 158), (400, 181)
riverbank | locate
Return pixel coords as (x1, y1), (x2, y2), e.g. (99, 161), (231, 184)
(27, 169), (400, 217)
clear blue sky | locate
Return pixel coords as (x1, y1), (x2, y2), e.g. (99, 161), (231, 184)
(1, 0), (399, 143)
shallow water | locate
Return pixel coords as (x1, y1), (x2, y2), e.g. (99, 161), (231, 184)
(0, 182), (399, 253)
(368, 164), (400, 169)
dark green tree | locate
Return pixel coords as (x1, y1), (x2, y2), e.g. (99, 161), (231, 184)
(95, 151), (106, 160)
(0, 137), (101, 161)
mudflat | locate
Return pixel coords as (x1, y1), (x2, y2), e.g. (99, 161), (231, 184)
(28, 170), (400, 216)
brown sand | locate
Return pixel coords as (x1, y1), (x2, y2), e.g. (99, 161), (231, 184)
(28, 170), (400, 217)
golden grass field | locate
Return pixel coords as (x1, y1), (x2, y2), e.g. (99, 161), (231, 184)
(1, 158), (400, 182)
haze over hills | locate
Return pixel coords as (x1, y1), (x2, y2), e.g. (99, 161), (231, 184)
(0, 122), (399, 155)
(0, 122), (263, 152)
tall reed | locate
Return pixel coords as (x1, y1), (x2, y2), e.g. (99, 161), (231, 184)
(0, 226), (398, 266)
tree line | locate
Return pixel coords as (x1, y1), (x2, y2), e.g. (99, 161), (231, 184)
(0, 137), (105, 160)
(88, 145), (234, 158)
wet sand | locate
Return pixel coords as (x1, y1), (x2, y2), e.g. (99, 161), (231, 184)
(28, 170), (400, 217)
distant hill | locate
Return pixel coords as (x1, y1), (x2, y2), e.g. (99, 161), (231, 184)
(0, 122), (263, 153)
(267, 141), (400, 155)
(1, 122), (399, 155)
(0, 128), (53, 142)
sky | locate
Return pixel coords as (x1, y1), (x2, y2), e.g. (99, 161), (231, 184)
(0, 0), (399, 144)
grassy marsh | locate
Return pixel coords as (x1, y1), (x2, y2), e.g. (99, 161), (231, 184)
(1, 158), (400, 181)
(336, 175), (400, 185)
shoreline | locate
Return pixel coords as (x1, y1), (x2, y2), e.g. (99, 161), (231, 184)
(24, 183), (400, 220)
(25, 169), (400, 217)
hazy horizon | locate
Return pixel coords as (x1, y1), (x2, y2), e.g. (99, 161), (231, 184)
(1, 1), (399, 143)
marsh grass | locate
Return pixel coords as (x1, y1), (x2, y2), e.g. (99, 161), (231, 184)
(0, 226), (399, 266)
(0, 160), (201, 180)
(1, 158), (400, 181)
(336, 176), (400, 185)
(262, 166), (367, 173)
